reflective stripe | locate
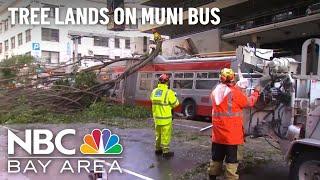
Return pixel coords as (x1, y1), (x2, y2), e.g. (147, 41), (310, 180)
(152, 99), (162, 103)
(212, 93), (241, 118)
(155, 116), (172, 119)
(212, 112), (243, 117)
(169, 99), (178, 106)
(227, 93), (232, 113)
(152, 103), (170, 106)
(164, 90), (169, 104)
(152, 89), (170, 106)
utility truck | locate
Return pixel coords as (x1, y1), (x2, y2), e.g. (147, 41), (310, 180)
(234, 38), (320, 180)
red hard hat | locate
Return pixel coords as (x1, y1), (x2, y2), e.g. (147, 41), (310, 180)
(159, 74), (170, 83)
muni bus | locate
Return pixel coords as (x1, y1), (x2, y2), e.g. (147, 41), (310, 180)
(103, 54), (236, 118)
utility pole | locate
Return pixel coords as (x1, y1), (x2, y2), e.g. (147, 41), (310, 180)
(72, 35), (80, 73)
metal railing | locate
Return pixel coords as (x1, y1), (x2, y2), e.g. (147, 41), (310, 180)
(219, 2), (315, 35)
(174, 0), (216, 9)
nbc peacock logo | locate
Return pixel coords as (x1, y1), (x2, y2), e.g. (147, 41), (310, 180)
(80, 129), (123, 155)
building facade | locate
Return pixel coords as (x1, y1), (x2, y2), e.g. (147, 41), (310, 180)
(140, 0), (320, 59)
(0, 0), (151, 66)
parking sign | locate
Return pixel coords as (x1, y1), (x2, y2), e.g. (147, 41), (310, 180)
(32, 43), (40, 50)
(31, 42), (41, 59)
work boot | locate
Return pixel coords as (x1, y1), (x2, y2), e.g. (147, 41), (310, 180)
(162, 151), (174, 159)
(207, 161), (223, 177)
(155, 149), (163, 155)
(209, 175), (217, 180)
(225, 163), (239, 180)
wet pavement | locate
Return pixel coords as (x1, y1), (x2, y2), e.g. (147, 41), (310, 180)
(0, 121), (211, 180)
(0, 120), (289, 180)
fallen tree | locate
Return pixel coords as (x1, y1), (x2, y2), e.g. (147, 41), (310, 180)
(0, 42), (162, 114)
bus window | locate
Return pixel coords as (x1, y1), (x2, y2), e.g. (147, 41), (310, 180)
(174, 73), (183, 78)
(195, 72), (219, 90)
(153, 80), (158, 88)
(156, 73), (172, 78)
(139, 72), (153, 91)
(184, 73), (194, 78)
(196, 80), (219, 90)
(173, 80), (193, 89)
(141, 73), (153, 79)
(139, 80), (152, 91)
(197, 72), (208, 78)
(208, 72), (219, 78)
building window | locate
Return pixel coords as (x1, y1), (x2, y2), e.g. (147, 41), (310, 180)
(94, 36), (108, 47)
(4, 19), (8, 31)
(42, 51), (59, 64)
(94, 55), (109, 59)
(126, 19), (138, 30)
(42, 4), (58, 18)
(18, 33), (23, 46)
(11, 36), (15, 49)
(42, 28), (59, 42)
(26, 29), (31, 42)
(4, 40), (8, 51)
(115, 38), (120, 48)
(125, 39), (130, 49)
(0, 43), (2, 54)
(143, 36), (148, 53)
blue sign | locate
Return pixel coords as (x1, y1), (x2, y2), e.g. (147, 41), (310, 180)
(32, 43), (40, 50)
(67, 42), (71, 56)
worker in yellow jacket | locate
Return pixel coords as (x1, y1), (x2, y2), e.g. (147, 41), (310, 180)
(150, 74), (179, 158)
(152, 28), (162, 43)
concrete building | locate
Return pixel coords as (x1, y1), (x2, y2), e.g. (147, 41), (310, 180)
(0, 0), (151, 66)
(140, 0), (320, 59)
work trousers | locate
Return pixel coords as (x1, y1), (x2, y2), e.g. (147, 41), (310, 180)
(212, 143), (238, 163)
(208, 143), (240, 180)
(155, 123), (172, 153)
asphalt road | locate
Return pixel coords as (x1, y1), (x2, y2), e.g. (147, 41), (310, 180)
(0, 120), (289, 180)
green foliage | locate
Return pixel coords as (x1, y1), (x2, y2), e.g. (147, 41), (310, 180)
(53, 78), (71, 86)
(75, 71), (98, 89)
(53, 72), (98, 91)
(52, 78), (72, 90)
(0, 102), (151, 128)
(0, 55), (34, 79)
(85, 102), (151, 120)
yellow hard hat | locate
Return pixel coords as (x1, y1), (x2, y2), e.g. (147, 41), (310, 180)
(220, 68), (235, 83)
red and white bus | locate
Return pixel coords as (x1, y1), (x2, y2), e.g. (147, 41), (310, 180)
(103, 55), (235, 118)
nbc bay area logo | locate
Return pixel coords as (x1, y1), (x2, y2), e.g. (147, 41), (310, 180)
(7, 128), (123, 175)
(80, 129), (123, 155)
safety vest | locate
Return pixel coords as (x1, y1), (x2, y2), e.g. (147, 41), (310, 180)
(153, 32), (162, 42)
(211, 84), (259, 145)
(150, 84), (179, 125)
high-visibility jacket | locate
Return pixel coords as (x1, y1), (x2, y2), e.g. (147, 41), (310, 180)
(211, 84), (259, 145)
(150, 84), (179, 125)
(153, 32), (162, 43)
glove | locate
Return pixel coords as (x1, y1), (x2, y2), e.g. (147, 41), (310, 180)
(236, 79), (249, 89)
(254, 85), (261, 94)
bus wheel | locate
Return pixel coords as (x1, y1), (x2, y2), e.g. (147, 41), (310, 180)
(182, 100), (196, 120)
(289, 151), (320, 180)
